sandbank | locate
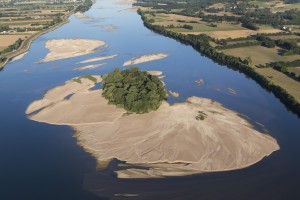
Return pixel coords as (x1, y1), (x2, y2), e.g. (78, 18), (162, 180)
(78, 54), (118, 64)
(73, 63), (106, 71)
(119, 6), (150, 12)
(168, 90), (179, 97)
(123, 53), (168, 66)
(74, 12), (96, 21)
(114, 0), (136, 5)
(147, 70), (163, 76)
(41, 39), (106, 62)
(26, 76), (279, 178)
(12, 52), (27, 62)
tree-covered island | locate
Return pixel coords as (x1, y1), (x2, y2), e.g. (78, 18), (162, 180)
(102, 67), (167, 114)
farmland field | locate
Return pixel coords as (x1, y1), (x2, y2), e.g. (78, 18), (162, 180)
(222, 46), (299, 65)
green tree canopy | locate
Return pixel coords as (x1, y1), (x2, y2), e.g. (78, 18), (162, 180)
(102, 67), (167, 114)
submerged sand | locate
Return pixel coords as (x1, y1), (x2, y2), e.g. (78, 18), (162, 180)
(97, 25), (118, 31)
(123, 53), (168, 66)
(26, 76), (279, 178)
(41, 39), (106, 62)
(78, 54), (118, 64)
(73, 63), (106, 71)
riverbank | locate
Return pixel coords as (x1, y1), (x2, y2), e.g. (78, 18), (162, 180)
(26, 75), (279, 178)
(0, 0), (95, 70)
(0, 14), (72, 69)
(137, 10), (300, 117)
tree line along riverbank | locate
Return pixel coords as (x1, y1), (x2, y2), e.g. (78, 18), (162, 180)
(138, 9), (300, 117)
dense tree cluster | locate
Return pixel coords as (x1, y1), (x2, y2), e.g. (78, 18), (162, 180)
(102, 67), (167, 114)
(0, 25), (9, 32)
(182, 24), (193, 30)
(0, 38), (23, 55)
(216, 41), (261, 50)
(276, 39), (300, 55)
(241, 18), (259, 30)
(75, 0), (93, 13)
(256, 35), (276, 48)
(285, 0), (300, 3)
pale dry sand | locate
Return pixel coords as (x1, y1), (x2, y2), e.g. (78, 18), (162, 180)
(168, 90), (179, 97)
(25, 76), (102, 115)
(73, 63), (106, 71)
(147, 71), (163, 76)
(119, 6), (150, 12)
(12, 52), (27, 62)
(26, 76), (279, 178)
(123, 53), (168, 66)
(78, 54), (118, 64)
(114, 0), (136, 5)
(41, 39), (106, 62)
(74, 12), (95, 21)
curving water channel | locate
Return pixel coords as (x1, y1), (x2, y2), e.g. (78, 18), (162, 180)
(0, 0), (300, 199)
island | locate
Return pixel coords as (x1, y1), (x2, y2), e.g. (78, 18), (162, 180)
(41, 39), (107, 62)
(26, 68), (279, 178)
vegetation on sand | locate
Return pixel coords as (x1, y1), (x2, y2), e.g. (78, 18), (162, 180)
(102, 67), (167, 114)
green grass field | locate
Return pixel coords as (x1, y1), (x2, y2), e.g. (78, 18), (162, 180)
(255, 67), (300, 102)
(269, 35), (300, 40)
(226, 40), (257, 45)
(222, 46), (299, 65)
(170, 21), (246, 33)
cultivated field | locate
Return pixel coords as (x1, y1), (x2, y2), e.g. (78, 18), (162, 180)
(222, 46), (300, 65)
(149, 13), (281, 39)
(0, 34), (32, 50)
(255, 67), (300, 102)
(0, 0), (86, 69)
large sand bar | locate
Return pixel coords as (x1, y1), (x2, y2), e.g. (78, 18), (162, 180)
(41, 39), (106, 62)
(26, 76), (279, 178)
(123, 53), (168, 66)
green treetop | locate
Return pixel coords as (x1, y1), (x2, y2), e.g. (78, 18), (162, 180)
(102, 67), (167, 114)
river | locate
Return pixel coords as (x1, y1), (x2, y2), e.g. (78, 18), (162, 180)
(0, 0), (300, 199)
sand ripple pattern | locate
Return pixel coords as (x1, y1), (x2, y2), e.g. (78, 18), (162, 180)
(26, 76), (279, 178)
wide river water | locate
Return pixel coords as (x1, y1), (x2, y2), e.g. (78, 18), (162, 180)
(1, 0), (300, 199)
